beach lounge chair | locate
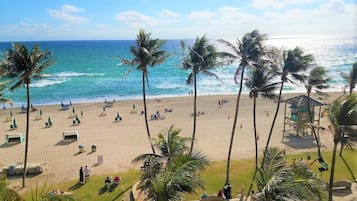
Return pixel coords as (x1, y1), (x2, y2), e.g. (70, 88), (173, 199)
(114, 113), (122, 122)
(332, 180), (352, 195)
(60, 102), (71, 111)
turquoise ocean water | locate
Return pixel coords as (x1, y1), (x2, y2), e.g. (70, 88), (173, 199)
(0, 35), (356, 106)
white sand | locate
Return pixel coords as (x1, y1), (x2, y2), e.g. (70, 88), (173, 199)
(0, 92), (341, 189)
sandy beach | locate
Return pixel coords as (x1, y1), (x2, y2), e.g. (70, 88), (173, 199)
(0, 92), (342, 189)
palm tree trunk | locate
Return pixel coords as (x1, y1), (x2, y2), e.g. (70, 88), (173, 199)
(262, 80), (283, 168)
(190, 72), (197, 154)
(225, 65), (245, 184)
(246, 96), (258, 200)
(307, 91), (322, 156)
(328, 141), (338, 201)
(142, 72), (155, 154)
(22, 83), (30, 188)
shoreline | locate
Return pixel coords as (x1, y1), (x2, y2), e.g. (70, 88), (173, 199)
(5, 87), (345, 108)
(0, 92), (343, 189)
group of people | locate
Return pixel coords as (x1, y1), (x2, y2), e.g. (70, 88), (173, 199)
(79, 165), (91, 184)
(218, 98), (229, 107)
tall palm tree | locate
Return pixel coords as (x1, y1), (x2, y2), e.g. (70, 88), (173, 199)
(341, 62), (357, 95)
(132, 126), (209, 201)
(0, 43), (53, 188)
(327, 94), (357, 201)
(122, 29), (167, 154)
(304, 66), (329, 158)
(181, 35), (219, 153)
(262, 47), (313, 167)
(218, 30), (267, 186)
(255, 147), (326, 201)
(244, 67), (279, 199)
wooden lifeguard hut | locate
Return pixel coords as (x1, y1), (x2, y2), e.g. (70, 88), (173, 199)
(282, 95), (326, 140)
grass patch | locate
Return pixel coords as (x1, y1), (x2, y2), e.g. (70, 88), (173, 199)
(22, 150), (356, 201)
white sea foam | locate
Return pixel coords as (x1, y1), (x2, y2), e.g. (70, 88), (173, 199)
(30, 79), (67, 88)
(54, 71), (104, 78)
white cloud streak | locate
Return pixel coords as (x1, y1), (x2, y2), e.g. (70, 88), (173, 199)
(115, 11), (157, 26)
(47, 4), (88, 24)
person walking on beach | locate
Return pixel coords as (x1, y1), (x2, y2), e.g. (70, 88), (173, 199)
(79, 166), (84, 184)
(84, 165), (90, 182)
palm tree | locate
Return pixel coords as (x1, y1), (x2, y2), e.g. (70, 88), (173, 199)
(122, 29), (167, 154)
(255, 147), (326, 201)
(218, 30), (267, 186)
(304, 66), (329, 159)
(262, 47), (313, 167)
(0, 43), (53, 188)
(341, 62), (357, 95)
(181, 35), (219, 153)
(0, 81), (13, 106)
(132, 126), (209, 201)
(327, 94), (357, 201)
(244, 67), (279, 199)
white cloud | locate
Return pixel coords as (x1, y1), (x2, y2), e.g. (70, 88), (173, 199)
(47, 4), (88, 24)
(282, 0), (319, 5)
(158, 9), (180, 18)
(187, 10), (215, 20)
(115, 11), (157, 26)
(317, 0), (351, 15)
(250, 0), (283, 9)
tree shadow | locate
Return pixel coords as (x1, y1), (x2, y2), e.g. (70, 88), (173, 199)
(340, 155), (356, 181)
(282, 135), (318, 149)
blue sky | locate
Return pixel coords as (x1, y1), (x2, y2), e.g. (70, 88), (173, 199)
(0, 0), (355, 41)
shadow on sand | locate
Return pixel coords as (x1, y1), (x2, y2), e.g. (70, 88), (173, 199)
(54, 140), (76, 146)
(0, 143), (20, 148)
(282, 135), (318, 149)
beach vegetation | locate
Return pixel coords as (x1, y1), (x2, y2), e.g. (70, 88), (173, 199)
(255, 147), (326, 201)
(244, 66), (280, 198)
(180, 35), (219, 154)
(262, 47), (313, 169)
(327, 94), (357, 201)
(0, 173), (24, 201)
(341, 62), (357, 95)
(18, 150), (356, 201)
(122, 29), (168, 154)
(0, 43), (54, 188)
(132, 126), (210, 201)
(217, 30), (267, 191)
